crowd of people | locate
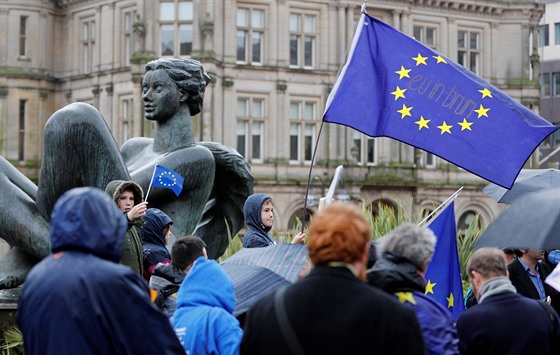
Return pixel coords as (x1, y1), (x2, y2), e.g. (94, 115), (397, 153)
(14, 183), (560, 355)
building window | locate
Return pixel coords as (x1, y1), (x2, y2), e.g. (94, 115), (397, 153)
(121, 98), (133, 143)
(289, 12), (316, 69)
(458, 210), (479, 238)
(426, 152), (435, 168)
(541, 73), (551, 97)
(290, 100), (317, 163)
(457, 30), (480, 75)
(539, 24), (549, 47)
(236, 97), (265, 162)
(413, 25), (438, 50)
(553, 72), (560, 97)
(160, 0), (193, 57)
(555, 23), (560, 45)
(236, 7), (264, 65)
(123, 10), (135, 65)
(19, 16), (27, 57)
(81, 18), (96, 74)
(19, 100), (26, 161)
(352, 132), (377, 165)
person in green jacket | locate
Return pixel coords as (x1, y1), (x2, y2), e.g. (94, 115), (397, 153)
(105, 180), (147, 275)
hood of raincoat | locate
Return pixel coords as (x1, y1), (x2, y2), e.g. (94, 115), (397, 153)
(176, 257), (236, 314)
(105, 180), (144, 205)
(50, 187), (128, 262)
(141, 208), (173, 248)
(243, 193), (272, 233)
(367, 252), (425, 293)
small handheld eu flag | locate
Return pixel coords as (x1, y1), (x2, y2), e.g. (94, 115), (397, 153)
(145, 164), (185, 200)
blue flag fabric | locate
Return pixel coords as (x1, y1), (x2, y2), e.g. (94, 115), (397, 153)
(424, 201), (465, 321)
(150, 164), (184, 197)
(323, 13), (558, 189)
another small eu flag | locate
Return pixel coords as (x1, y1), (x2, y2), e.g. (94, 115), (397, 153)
(323, 12), (557, 189)
(424, 201), (465, 321)
(149, 164), (184, 197)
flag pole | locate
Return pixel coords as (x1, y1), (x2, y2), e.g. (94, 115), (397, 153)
(302, 121), (326, 232)
(417, 186), (463, 227)
(144, 164), (159, 202)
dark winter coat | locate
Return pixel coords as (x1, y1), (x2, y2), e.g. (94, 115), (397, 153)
(17, 187), (184, 355)
(241, 264), (426, 355)
(149, 263), (186, 318)
(368, 252), (459, 355)
(457, 291), (560, 355)
(508, 257), (560, 315)
(105, 179), (144, 275)
(242, 193), (276, 248)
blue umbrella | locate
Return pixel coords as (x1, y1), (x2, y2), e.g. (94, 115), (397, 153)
(220, 243), (309, 316)
(221, 263), (291, 316)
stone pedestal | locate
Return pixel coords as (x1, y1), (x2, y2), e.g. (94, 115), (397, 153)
(0, 287), (20, 340)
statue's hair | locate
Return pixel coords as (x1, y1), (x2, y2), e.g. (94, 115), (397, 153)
(377, 223), (436, 271)
(308, 202), (371, 265)
(145, 58), (210, 115)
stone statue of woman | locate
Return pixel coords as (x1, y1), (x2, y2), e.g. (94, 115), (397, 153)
(0, 58), (253, 289)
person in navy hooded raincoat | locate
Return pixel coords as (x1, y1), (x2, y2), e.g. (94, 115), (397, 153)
(141, 207), (173, 280)
(242, 193), (304, 248)
(17, 187), (184, 355)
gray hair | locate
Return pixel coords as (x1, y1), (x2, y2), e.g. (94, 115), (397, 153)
(467, 247), (507, 279)
(377, 223), (436, 271)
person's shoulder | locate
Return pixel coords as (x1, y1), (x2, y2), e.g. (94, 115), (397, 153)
(242, 231), (267, 248)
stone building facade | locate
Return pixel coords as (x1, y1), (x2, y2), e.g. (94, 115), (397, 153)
(538, 0), (560, 168)
(0, 0), (550, 251)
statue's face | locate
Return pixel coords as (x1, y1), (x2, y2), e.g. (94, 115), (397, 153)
(142, 69), (182, 121)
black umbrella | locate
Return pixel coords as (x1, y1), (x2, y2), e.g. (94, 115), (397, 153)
(474, 187), (560, 250)
(482, 168), (560, 204)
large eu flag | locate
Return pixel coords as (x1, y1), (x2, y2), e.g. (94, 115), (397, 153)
(149, 164), (184, 197)
(424, 201), (465, 320)
(323, 12), (557, 189)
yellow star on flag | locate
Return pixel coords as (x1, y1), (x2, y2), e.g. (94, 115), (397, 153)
(478, 88), (493, 98)
(395, 66), (411, 79)
(395, 291), (417, 305)
(412, 53), (428, 66)
(474, 104), (490, 118)
(415, 116), (430, 130)
(446, 292), (455, 308)
(397, 104), (413, 119)
(432, 55), (447, 64)
(425, 280), (436, 294)
(391, 86), (407, 100)
(458, 118), (473, 131)
(437, 121), (453, 134)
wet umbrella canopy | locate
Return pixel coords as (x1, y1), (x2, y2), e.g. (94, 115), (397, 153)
(474, 188), (560, 250)
(482, 168), (560, 204)
(220, 243), (308, 316)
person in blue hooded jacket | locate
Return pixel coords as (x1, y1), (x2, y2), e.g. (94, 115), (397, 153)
(172, 256), (243, 354)
(142, 207), (173, 280)
(16, 187), (184, 355)
(368, 223), (459, 355)
(242, 193), (305, 248)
